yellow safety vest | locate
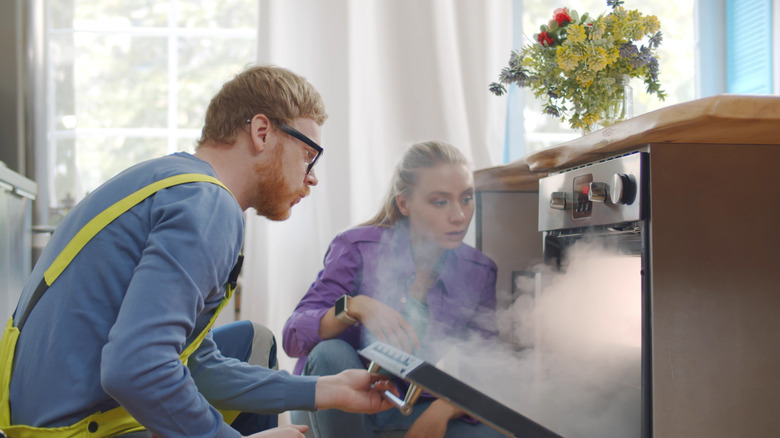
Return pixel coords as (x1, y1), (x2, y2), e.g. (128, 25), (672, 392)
(0, 174), (241, 437)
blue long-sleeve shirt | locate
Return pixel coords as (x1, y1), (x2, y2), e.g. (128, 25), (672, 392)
(9, 152), (317, 438)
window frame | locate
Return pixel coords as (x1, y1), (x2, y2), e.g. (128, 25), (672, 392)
(42, 0), (258, 216)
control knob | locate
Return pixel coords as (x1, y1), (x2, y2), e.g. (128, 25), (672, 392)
(550, 191), (568, 210)
(588, 174), (636, 204)
(610, 173), (635, 205)
(588, 182), (608, 202)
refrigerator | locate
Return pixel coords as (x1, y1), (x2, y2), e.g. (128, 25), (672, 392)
(0, 163), (36, 321)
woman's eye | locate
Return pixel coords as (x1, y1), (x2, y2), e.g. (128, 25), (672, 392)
(432, 200), (447, 207)
(462, 195), (473, 204)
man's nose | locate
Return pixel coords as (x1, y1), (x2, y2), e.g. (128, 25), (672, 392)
(305, 169), (319, 186)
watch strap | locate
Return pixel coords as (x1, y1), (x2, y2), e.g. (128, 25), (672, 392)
(336, 295), (359, 325)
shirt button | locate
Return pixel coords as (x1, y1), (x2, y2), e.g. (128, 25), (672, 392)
(400, 297), (407, 303)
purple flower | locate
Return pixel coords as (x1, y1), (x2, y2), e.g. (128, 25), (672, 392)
(648, 31), (663, 49)
(619, 43), (639, 58)
(646, 57), (659, 81)
(509, 50), (522, 68)
(630, 46), (652, 68)
(498, 65), (529, 87)
(489, 82), (506, 96)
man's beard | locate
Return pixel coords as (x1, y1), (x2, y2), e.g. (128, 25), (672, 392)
(251, 148), (307, 221)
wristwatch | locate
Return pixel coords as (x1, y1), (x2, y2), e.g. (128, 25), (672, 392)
(334, 294), (359, 326)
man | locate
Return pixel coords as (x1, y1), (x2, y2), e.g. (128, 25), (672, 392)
(1, 65), (394, 438)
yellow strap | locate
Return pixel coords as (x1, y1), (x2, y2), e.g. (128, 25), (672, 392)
(0, 317), (19, 426)
(180, 281), (241, 426)
(181, 283), (241, 424)
(44, 173), (228, 286)
(180, 282), (235, 364)
(0, 405), (146, 438)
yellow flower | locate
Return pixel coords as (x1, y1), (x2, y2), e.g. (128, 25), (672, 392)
(586, 46), (610, 72)
(567, 24), (587, 44)
(582, 113), (599, 127)
(556, 46), (580, 71)
(589, 20), (606, 40)
(626, 9), (642, 21)
(575, 69), (595, 86)
(644, 15), (661, 33)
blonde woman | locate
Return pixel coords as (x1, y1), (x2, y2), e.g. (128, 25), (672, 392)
(284, 141), (503, 438)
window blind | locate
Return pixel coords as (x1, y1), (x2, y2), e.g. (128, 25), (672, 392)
(726, 0), (774, 94)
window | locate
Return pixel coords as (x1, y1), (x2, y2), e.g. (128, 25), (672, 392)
(503, 0), (697, 161)
(45, 0), (257, 223)
(726, 0), (774, 94)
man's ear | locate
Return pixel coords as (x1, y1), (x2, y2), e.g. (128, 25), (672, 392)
(396, 194), (410, 216)
(247, 114), (272, 152)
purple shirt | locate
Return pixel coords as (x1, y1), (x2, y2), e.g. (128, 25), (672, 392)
(282, 221), (498, 375)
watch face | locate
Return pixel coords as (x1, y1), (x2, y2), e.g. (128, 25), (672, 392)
(335, 295), (347, 315)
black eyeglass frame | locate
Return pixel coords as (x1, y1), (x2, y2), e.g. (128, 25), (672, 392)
(246, 118), (323, 174)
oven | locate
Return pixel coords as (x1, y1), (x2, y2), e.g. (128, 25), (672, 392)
(475, 105), (780, 438)
(536, 150), (650, 438)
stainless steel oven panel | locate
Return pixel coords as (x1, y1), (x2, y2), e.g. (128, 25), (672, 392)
(538, 151), (646, 231)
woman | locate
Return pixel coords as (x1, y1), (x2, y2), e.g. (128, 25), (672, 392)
(283, 141), (503, 438)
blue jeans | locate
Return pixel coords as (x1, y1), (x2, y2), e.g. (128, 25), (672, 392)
(290, 339), (504, 438)
(212, 320), (279, 435)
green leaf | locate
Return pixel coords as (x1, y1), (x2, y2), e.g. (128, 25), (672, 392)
(570, 10), (580, 22)
(548, 20), (558, 31)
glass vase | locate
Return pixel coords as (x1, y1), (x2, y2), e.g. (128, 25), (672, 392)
(582, 74), (634, 135)
(603, 74), (633, 124)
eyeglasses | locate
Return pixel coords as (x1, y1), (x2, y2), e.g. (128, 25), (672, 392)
(246, 118), (323, 175)
(279, 123), (323, 175)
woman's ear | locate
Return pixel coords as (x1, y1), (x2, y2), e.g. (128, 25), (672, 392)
(247, 114), (272, 151)
(396, 194), (410, 216)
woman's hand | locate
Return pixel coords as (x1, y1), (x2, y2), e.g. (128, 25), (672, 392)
(351, 295), (420, 352)
(403, 399), (464, 438)
(244, 424), (308, 437)
(315, 369), (398, 413)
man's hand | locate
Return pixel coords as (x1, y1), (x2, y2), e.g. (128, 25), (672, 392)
(350, 295), (420, 353)
(314, 369), (397, 413)
(404, 399), (464, 438)
(244, 424), (308, 437)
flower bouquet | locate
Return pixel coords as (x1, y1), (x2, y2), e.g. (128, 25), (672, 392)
(489, 0), (666, 131)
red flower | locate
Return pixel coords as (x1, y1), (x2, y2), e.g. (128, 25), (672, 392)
(553, 7), (572, 26)
(537, 31), (554, 47)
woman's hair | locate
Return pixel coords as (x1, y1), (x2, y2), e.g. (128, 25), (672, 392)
(197, 65), (328, 148)
(362, 141), (470, 227)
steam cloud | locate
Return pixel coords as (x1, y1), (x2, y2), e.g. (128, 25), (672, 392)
(434, 241), (643, 438)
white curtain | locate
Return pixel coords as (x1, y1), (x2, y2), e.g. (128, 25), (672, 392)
(236, 0), (512, 373)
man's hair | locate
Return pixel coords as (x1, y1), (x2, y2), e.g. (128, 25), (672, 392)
(362, 141), (470, 227)
(197, 65), (328, 148)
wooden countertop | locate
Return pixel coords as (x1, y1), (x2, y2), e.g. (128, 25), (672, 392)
(475, 94), (780, 192)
